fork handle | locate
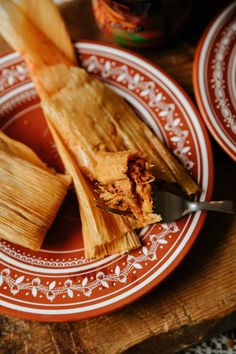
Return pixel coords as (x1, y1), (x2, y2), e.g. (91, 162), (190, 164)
(192, 200), (236, 214)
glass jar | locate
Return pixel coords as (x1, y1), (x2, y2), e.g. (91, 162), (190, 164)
(92, 0), (193, 48)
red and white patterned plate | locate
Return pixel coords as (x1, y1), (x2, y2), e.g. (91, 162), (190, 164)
(0, 42), (213, 322)
(193, 2), (236, 161)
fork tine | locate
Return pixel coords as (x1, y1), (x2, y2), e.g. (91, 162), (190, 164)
(95, 204), (132, 216)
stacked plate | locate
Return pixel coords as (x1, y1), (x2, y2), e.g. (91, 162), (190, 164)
(193, 2), (236, 161)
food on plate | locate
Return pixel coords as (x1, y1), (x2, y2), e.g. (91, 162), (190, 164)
(0, 0), (198, 258)
(0, 131), (71, 250)
(96, 151), (161, 223)
(48, 123), (141, 259)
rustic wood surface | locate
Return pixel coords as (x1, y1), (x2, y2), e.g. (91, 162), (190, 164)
(0, 1), (236, 353)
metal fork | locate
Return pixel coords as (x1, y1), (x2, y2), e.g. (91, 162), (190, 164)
(96, 190), (236, 223)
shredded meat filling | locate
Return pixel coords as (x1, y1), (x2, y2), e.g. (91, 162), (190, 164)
(98, 155), (155, 219)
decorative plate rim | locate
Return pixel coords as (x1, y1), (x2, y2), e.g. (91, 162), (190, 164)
(0, 40), (214, 322)
(193, 2), (236, 161)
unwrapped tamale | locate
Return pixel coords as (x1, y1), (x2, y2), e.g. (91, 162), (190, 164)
(96, 151), (161, 224)
(0, 131), (71, 250)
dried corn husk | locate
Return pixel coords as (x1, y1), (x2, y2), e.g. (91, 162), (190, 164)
(0, 130), (48, 169)
(46, 120), (140, 259)
(0, 0), (71, 72)
(12, 0), (76, 64)
(0, 131), (71, 249)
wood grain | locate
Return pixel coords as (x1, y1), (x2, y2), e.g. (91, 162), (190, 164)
(0, 1), (236, 353)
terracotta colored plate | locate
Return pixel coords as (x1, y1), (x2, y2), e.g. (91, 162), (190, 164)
(0, 42), (213, 322)
(193, 2), (236, 161)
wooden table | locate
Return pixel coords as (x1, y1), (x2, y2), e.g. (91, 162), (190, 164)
(0, 1), (236, 353)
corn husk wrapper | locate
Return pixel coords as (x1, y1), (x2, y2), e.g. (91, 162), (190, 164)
(12, 0), (77, 64)
(0, 130), (47, 169)
(0, 131), (71, 250)
(46, 120), (141, 259)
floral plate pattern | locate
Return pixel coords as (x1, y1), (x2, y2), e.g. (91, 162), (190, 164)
(0, 42), (213, 321)
(193, 2), (236, 161)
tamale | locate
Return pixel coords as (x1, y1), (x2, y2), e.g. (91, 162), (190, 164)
(46, 120), (141, 259)
(40, 64), (198, 195)
(96, 151), (161, 224)
(0, 0), (142, 259)
(0, 130), (47, 169)
(0, 0), (198, 195)
(0, 131), (71, 250)
(0, 0), (199, 258)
